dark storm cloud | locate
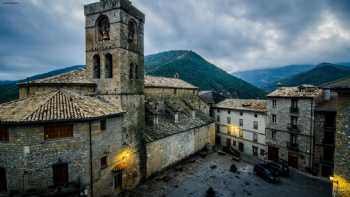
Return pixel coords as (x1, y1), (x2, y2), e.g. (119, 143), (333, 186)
(0, 0), (350, 80)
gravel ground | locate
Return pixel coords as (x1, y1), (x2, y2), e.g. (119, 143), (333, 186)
(130, 152), (332, 197)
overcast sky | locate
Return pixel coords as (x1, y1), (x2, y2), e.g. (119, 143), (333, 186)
(0, 0), (350, 80)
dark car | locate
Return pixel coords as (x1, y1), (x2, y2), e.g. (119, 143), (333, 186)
(265, 161), (289, 176)
(254, 164), (280, 183)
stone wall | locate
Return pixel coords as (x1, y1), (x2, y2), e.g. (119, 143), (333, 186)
(146, 123), (215, 177)
(144, 87), (198, 98)
(18, 85), (96, 99)
(266, 97), (315, 171)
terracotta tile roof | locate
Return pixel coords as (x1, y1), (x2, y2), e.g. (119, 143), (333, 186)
(144, 76), (198, 89)
(268, 85), (323, 98)
(0, 90), (123, 123)
(144, 97), (213, 143)
(215, 99), (267, 112)
(18, 69), (95, 85)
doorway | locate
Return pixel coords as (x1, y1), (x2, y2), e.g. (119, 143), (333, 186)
(288, 153), (298, 169)
(268, 146), (279, 161)
(0, 167), (7, 192)
(53, 163), (68, 187)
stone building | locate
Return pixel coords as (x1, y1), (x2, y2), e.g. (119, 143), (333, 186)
(322, 77), (350, 197)
(266, 85), (336, 177)
(214, 99), (267, 160)
(0, 0), (214, 196)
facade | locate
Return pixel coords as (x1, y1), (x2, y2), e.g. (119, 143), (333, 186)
(266, 85), (336, 177)
(323, 78), (350, 197)
(0, 0), (214, 196)
(214, 99), (267, 160)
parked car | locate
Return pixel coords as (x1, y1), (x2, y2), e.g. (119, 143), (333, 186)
(254, 164), (280, 183)
(265, 161), (289, 176)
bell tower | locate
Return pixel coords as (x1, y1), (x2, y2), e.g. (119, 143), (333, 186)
(84, 0), (146, 193)
(84, 0), (145, 95)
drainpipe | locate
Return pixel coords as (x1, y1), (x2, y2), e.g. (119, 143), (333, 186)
(89, 121), (94, 197)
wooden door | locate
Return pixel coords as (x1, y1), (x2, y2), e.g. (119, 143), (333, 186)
(239, 142), (244, 152)
(268, 146), (279, 161)
(0, 167), (7, 192)
(53, 163), (68, 187)
(288, 153), (298, 169)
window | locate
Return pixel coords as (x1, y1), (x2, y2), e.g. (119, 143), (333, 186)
(0, 126), (9, 142)
(240, 112), (243, 116)
(239, 142), (244, 152)
(290, 134), (297, 144)
(96, 15), (110, 41)
(272, 114), (277, 123)
(253, 146), (258, 156)
(44, 125), (73, 140)
(253, 121), (258, 130)
(114, 170), (123, 189)
(174, 89), (177, 95)
(134, 64), (138, 79)
(129, 63), (134, 79)
(100, 156), (108, 169)
(239, 119), (243, 127)
(232, 140), (236, 146)
(254, 114), (258, 118)
(253, 133), (258, 142)
(291, 116), (298, 127)
(260, 149), (265, 156)
(228, 110), (231, 114)
(271, 130), (277, 140)
(105, 53), (113, 78)
(216, 115), (220, 122)
(227, 117), (231, 124)
(128, 20), (136, 43)
(93, 54), (101, 79)
(100, 119), (106, 131)
(217, 109), (220, 113)
(272, 99), (277, 108)
(226, 138), (231, 147)
(291, 99), (298, 109)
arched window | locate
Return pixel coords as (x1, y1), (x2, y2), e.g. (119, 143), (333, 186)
(129, 63), (134, 80)
(128, 20), (136, 43)
(93, 54), (101, 79)
(96, 15), (110, 41)
(134, 64), (138, 79)
(105, 53), (113, 78)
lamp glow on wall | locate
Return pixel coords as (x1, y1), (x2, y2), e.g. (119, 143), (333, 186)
(330, 175), (350, 197)
(227, 124), (240, 137)
(112, 147), (135, 170)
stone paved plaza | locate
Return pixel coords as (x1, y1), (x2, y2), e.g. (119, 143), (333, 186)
(131, 152), (332, 197)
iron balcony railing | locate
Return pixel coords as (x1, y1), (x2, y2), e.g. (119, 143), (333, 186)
(287, 142), (299, 151)
(290, 107), (299, 114)
(287, 123), (302, 133)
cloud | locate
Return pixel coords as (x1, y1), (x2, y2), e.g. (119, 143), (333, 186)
(0, 0), (349, 80)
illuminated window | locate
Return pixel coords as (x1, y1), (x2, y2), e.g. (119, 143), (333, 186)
(0, 126), (9, 142)
(239, 130), (243, 138)
(44, 124), (73, 140)
(100, 119), (106, 131)
(100, 156), (108, 169)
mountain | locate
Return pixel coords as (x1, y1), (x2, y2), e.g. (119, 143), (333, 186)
(271, 63), (350, 89)
(0, 65), (84, 103)
(233, 64), (316, 90)
(145, 50), (266, 99)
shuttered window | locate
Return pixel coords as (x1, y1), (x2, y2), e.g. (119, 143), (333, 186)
(44, 124), (73, 140)
(0, 127), (9, 142)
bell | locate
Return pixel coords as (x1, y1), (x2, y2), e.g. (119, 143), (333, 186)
(102, 31), (109, 40)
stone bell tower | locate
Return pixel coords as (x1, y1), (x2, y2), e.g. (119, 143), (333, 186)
(84, 0), (146, 192)
(84, 0), (145, 95)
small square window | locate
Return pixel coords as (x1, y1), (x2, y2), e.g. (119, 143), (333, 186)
(228, 110), (231, 114)
(100, 119), (106, 131)
(100, 156), (108, 169)
(254, 114), (258, 118)
(240, 112), (243, 116)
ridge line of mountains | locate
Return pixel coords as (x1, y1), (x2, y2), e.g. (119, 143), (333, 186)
(1, 50), (350, 103)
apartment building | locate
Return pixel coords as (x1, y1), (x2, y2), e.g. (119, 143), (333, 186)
(214, 99), (267, 160)
(266, 85), (336, 176)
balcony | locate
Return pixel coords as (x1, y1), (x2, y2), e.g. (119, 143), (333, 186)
(290, 107), (299, 114)
(287, 124), (301, 133)
(287, 142), (299, 151)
